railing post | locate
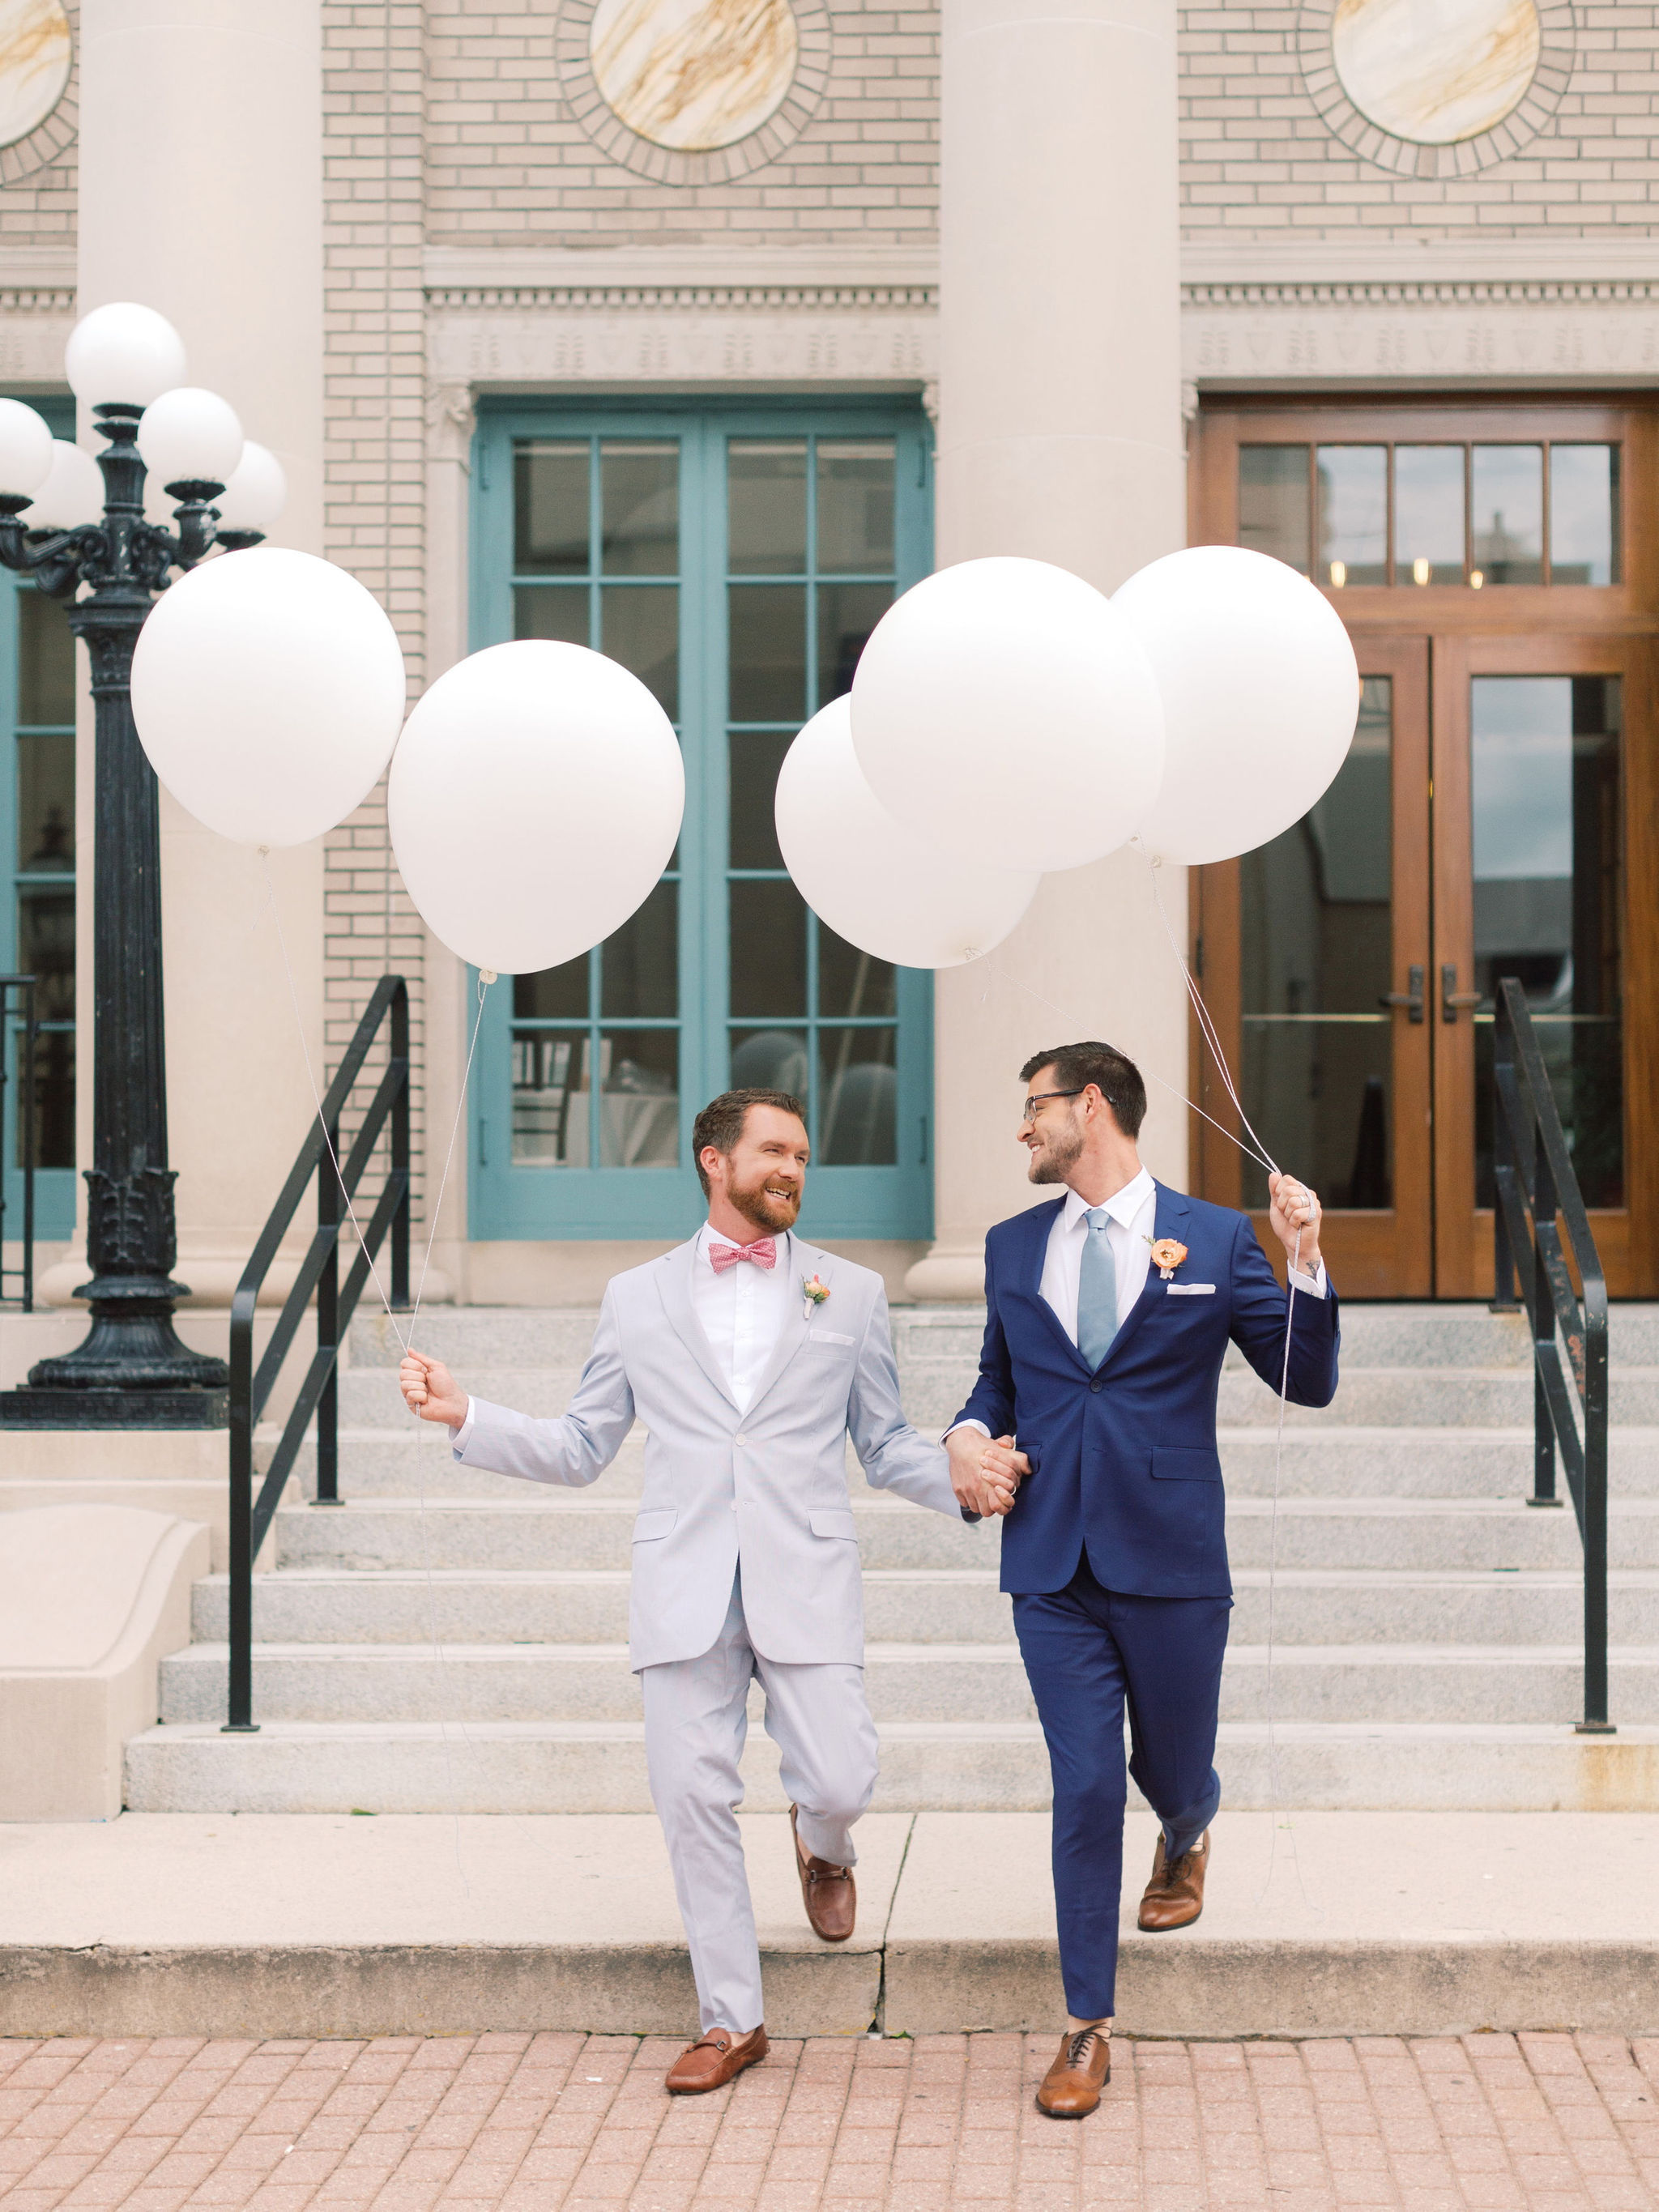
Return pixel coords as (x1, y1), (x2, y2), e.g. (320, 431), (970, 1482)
(1579, 1289), (1612, 1733)
(391, 980), (410, 1311)
(1491, 987), (1520, 1314)
(315, 1119), (341, 1507)
(224, 1291), (259, 1733)
(19, 980), (35, 1314)
(1525, 1020), (1559, 1512)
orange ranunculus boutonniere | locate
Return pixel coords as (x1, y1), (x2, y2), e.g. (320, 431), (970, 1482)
(1146, 1236), (1188, 1281)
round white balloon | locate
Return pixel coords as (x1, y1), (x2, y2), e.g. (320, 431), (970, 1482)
(130, 548), (407, 846)
(850, 556), (1165, 873)
(776, 697), (1038, 969)
(1115, 545), (1361, 867)
(389, 640), (684, 976)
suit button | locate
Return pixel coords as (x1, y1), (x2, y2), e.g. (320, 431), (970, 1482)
(735, 1434), (747, 1445)
(1090, 1380), (1102, 1393)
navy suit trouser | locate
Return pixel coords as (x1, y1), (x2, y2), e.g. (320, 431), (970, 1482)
(1013, 1555), (1231, 2020)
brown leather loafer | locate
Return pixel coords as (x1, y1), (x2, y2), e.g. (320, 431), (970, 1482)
(791, 1805), (855, 1941)
(1036, 2027), (1111, 2117)
(664, 2024), (768, 2094)
(1138, 1829), (1210, 1931)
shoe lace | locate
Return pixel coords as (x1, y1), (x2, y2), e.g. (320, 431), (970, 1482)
(1067, 2027), (1107, 2069)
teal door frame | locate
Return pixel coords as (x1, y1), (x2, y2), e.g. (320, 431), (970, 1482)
(467, 396), (934, 1244)
(2, 392), (75, 1244)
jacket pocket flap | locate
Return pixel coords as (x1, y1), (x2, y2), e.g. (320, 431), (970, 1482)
(806, 1329), (857, 1346)
(632, 1508), (678, 1541)
(1165, 1282), (1217, 1295)
(809, 1508), (859, 1539)
(1150, 1447), (1223, 1482)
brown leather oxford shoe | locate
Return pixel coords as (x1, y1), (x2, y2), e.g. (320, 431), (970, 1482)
(1035, 2027), (1111, 2117)
(664, 2024), (768, 2095)
(1137, 1829), (1210, 1931)
(791, 1805), (856, 1941)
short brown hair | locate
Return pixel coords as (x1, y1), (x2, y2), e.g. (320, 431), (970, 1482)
(692, 1088), (808, 1197)
(1019, 1042), (1147, 1140)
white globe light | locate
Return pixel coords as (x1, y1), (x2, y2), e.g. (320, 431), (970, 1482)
(389, 640), (685, 976)
(65, 303), (188, 410)
(137, 387), (244, 491)
(850, 557), (1166, 873)
(215, 442), (287, 532)
(130, 548), (407, 847)
(0, 399), (54, 499)
(776, 697), (1039, 969)
(22, 441), (105, 530)
(1115, 545), (1362, 867)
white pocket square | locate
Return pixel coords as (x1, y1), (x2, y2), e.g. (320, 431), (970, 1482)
(1166, 1282), (1217, 1296)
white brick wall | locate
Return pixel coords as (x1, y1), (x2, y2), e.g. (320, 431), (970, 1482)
(1181, 4), (1659, 240)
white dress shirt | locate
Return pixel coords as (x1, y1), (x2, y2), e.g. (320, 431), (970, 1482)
(450, 1221), (797, 1444)
(949, 1170), (1324, 1439)
(689, 1221), (798, 1413)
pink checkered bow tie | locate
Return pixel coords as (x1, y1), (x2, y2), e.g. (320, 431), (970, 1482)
(709, 1237), (778, 1273)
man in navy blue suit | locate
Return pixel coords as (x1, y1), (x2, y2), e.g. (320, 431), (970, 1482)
(945, 1040), (1338, 2118)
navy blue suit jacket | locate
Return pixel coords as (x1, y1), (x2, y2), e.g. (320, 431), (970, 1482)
(951, 1184), (1341, 1600)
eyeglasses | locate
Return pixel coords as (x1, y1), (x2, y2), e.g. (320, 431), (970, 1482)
(1020, 1087), (1085, 1125)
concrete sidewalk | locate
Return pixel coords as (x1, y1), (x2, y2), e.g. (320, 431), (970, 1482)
(3, 1810), (1657, 2042)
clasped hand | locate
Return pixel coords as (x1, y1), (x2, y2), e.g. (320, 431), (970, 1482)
(946, 1426), (1028, 1519)
(399, 1349), (469, 1428)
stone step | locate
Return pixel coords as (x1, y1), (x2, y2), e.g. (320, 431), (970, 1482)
(186, 1565), (1659, 1647)
(352, 1302), (1659, 1373)
(269, 1425), (1659, 1502)
(122, 1715), (1659, 1815)
(335, 1358), (1659, 1433)
(156, 1638), (1659, 1728)
(267, 1494), (1659, 1575)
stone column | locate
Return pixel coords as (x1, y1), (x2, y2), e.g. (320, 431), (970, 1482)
(59, 0), (326, 1309)
(905, 0), (1188, 1301)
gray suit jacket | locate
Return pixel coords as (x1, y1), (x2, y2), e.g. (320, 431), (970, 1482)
(454, 1234), (963, 1669)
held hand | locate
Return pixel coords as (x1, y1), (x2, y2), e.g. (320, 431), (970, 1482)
(947, 1426), (1021, 1519)
(981, 1435), (1030, 1492)
(399, 1350), (468, 1428)
(1267, 1172), (1323, 1276)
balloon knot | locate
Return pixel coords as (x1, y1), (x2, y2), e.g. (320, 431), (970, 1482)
(257, 844), (271, 858)
(480, 967), (498, 986)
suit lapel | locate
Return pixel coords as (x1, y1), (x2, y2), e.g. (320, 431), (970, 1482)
(1024, 1199), (1090, 1376)
(740, 1232), (814, 1417)
(655, 1238), (742, 1414)
(1101, 1182), (1192, 1370)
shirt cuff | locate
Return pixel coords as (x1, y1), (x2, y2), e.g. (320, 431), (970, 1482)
(944, 1418), (992, 1442)
(1288, 1260), (1328, 1298)
(450, 1395), (476, 1450)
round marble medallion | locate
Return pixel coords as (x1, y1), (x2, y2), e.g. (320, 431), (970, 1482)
(0, 0), (70, 151)
(588, 0), (799, 152)
(1333, 0), (1540, 145)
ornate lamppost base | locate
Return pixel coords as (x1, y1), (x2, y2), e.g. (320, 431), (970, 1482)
(0, 1390), (228, 1429)
(0, 1279), (231, 1430)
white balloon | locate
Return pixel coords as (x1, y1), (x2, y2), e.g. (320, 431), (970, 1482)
(776, 697), (1038, 969)
(1115, 545), (1361, 867)
(215, 441), (288, 532)
(66, 303), (188, 409)
(22, 441), (104, 529)
(850, 556), (1165, 873)
(389, 640), (684, 976)
(130, 548), (407, 846)
(138, 387), (243, 489)
(0, 399), (53, 498)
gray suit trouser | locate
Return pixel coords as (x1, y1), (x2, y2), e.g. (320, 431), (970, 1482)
(641, 1567), (879, 2034)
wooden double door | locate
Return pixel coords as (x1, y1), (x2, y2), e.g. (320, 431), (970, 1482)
(1192, 402), (1659, 1298)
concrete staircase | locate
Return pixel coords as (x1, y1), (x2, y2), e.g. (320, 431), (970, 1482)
(125, 1302), (1659, 1814)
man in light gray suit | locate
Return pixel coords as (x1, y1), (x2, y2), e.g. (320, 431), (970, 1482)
(400, 1087), (1013, 2095)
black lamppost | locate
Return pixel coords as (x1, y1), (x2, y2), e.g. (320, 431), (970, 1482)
(0, 306), (284, 1428)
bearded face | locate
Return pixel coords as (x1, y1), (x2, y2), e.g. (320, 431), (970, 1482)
(1025, 1099), (1085, 1185)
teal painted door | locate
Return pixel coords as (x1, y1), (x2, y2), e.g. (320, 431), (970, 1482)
(2, 396), (75, 1246)
(468, 403), (933, 1243)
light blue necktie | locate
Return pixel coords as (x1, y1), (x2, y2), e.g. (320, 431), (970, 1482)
(1076, 1206), (1118, 1371)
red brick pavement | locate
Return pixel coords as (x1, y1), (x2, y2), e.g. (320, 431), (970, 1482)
(1, 2031), (1655, 2212)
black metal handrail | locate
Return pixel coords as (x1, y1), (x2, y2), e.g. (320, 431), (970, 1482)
(224, 975), (411, 1731)
(0, 975), (38, 1311)
(1491, 976), (1612, 1734)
